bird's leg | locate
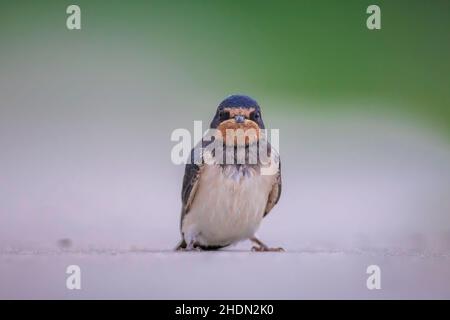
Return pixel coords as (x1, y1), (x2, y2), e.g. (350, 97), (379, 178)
(186, 241), (194, 250)
(250, 237), (284, 252)
(181, 238), (205, 251)
(185, 240), (202, 251)
(175, 239), (197, 251)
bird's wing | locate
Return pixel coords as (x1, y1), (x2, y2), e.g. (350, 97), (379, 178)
(264, 148), (282, 217)
(179, 143), (206, 231)
(180, 163), (202, 225)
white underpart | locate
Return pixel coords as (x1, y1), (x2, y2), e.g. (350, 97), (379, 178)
(182, 163), (277, 247)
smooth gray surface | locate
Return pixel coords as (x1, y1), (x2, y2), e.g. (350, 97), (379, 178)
(1, 248), (450, 299)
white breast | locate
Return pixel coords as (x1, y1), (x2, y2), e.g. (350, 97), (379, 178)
(182, 164), (276, 247)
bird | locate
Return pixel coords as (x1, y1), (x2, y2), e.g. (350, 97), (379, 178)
(175, 94), (282, 251)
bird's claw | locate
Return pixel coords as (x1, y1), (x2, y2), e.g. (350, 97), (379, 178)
(177, 243), (204, 252)
(251, 246), (284, 252)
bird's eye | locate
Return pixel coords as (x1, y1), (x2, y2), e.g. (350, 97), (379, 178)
(251, 111), (260, 120)
(219, 110), (230, 120)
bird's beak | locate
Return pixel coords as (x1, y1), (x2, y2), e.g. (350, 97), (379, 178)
(235, 115), (245, 124)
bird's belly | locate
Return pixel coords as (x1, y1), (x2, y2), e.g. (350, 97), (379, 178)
(182, 165), (274, 247)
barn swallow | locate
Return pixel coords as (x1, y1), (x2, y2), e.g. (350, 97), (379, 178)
(176, 95), (282, 251)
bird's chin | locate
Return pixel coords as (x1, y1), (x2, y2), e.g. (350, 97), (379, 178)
(217, 119), (260, 147)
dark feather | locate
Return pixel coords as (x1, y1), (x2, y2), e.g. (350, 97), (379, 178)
(180, 159), (202, 230)
(179, 139), (212, 231)
(264, 158), (282, 217)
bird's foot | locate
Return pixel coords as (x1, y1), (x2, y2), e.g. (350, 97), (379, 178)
(250, 236), (284, 252)
(177, 246), (203, 252)
(176, 240), (204, 251)
(251, 245), (284, 252)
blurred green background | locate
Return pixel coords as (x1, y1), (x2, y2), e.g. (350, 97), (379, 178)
(1, 0), (449, 136)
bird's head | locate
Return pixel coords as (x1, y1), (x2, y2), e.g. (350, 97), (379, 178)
(210, 95), (265, 146)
